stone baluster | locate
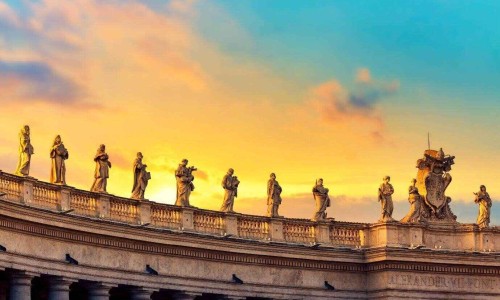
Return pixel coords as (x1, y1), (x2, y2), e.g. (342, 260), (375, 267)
(9, 271), (34, 300)
(47, 276), (75, 300)
(130, 287), (156, 300)
(172, 291), (202, 300)
(138, 200), (151, 225)
(86, 282), (114, 300)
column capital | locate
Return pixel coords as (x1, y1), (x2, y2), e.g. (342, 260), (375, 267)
(130, 287), (157, 300)
(84, 282), (116, 299)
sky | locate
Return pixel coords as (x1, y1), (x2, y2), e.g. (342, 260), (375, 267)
(0, 0), (499, 224)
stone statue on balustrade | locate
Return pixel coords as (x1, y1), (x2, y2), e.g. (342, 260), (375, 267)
(414, 148), (457, 222)
(401, 178), (428, 223)
(220, 168), (240, 213)
(267, 173), (282, 217)
(175, 159), (196, 207)
(378, 176), (395, 222)
(131, 152), (151, 200)
(90, 144), (112, 193)
(15, 125), (34, 176)
(474, 185), (492, 228)
(50, 135), (69, 185)
(311, 178), (330, 221)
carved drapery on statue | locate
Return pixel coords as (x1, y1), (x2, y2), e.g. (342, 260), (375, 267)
(15, 125), (34, 176)
(414, 148), (457, 222)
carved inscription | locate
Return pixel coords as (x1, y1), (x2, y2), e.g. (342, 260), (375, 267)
(388, 274), (498, 291)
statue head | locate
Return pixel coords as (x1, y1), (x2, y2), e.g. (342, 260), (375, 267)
(383, 175), (390, 183)
(480, 185), (486, 192)
(316, 178), (323, 185)
(137, 152), (143, 158)
(270, 173), (276, 179)
(181, 159), (188, 166)
(228, 168), (234, 175)
(22, 125), (30, 134)
(411, 178), (417, 185)
(53, 135), (61, 145)
(99, 144), (105, 151)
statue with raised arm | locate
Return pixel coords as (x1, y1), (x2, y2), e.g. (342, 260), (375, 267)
(220, 168), (240, 212)
(401, 178), (426, 223)
(131, 152), (151, 200)
(90, 144), (111, 193)
(474, 185), (492, 228)
(50, 135), (69, 185)
(378, 176), (395, 222)
(267, 173), (282, 217)
(311, 178), (331, 221)
(15, 125), (34, 176)
(175, 159), (196, 206)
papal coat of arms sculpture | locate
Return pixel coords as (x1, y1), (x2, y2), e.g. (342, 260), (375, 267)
(415, 148), (457, 223)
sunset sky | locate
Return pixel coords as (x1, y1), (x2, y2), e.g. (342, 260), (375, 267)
(0, 0), (499, 223)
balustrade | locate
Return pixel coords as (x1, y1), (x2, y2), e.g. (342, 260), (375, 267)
(283, 220), (315, 243)
(151, 203), (182, 229)
(0, 173), (22, 202)
(329, 225), (361, 246)
(31, 183), (58, 210)
(237, 217), (269, 240)
(193, 211), (224, 234)
(109, 197), (139, 224)
(70, 191), (98, 217)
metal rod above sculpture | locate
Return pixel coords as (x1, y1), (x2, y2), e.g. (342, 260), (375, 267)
(50, 135), (69, 185)
(175, 159), (196, 207)
(220, 168), (239, 213)
(131, 152), (151, 200)
(15, 125), (34, 176)
(311, 178), (331, 221)
(267, 173), (283, 218)
(90, 144), (112, 193)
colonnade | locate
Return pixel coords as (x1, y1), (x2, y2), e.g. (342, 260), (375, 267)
(0, 270), (249, 300)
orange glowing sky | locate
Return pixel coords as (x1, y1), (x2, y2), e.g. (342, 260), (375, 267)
(0, 0), (499, 223)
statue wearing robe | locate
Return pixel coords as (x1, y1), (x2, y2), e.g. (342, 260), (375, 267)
(220, 169), (239, 213)
(378, 176), (395, 222)
(267, 173), (282, 217)
(90, 144), (111, 193)
(475, 185), (492, 228)
(401, 179), (424, 223)
(131, 152), (150, 200)
(50, 135), (69, 185)
(175, 159), (195, 207)
(312, 178), (330, 221)
(15, 125), (34, 176)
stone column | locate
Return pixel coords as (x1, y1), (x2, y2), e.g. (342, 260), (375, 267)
(224, 214), (238, 236)
(58, 186), (72, 212)
(130, 287), (155, 300)
(86, 283), (113, 300)
(96, 193), (110, 219)
(20, 179), (34, 206)
(0, 281), (8, 300)
(181, 207), (195, 231)
(269, 219), (284, 241)
(138, 200), (151, 225)
(9, 271), (33, 300)
(172, 291), (202, 300)
(47, 276), (75, 300)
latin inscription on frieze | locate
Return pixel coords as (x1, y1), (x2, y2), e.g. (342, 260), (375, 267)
(388, 274), (498, 291)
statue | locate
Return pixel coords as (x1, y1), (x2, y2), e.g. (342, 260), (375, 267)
(15, 125), (34, 176)
(378, 176), (395, 222)
(267, 173), (282, 217)
(400, 178), (427, 223)
(220, 168), (240, 213)
(175, 159), (196, 207)
(311, 178), (330, 221)
(131, 152), (151, 200)
(415, 148), (457, 222)
(474, 185), (492, 228)
(90, 144), (111, 193)
(49, 135), (69, 184)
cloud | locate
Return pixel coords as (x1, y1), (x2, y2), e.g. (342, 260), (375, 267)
(356, 68), (371, 83)
(0, 60), (85, 103)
